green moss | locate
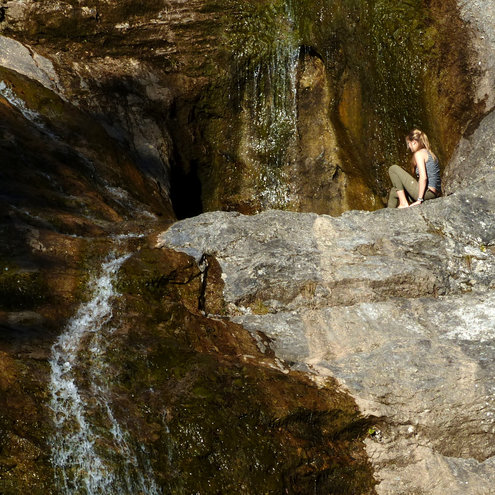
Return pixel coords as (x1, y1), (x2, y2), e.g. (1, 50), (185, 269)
(116, 248), (202, 308)
(19, 1), (162, 40)
(222, 0), (298, 68)
(119, 0), (165, 18)
(249, 298), (271, 315)
(72, 238), (116, 304)
(0, 246), (374, 493)
(119, 313), (376, 493)
(193, 0), (474, 210)
(103, 253), (377, 493)
(366, 1), (431, 142)
(0, 356), (55, 494)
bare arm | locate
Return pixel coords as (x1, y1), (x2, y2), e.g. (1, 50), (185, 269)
(410, 150), (428, 206)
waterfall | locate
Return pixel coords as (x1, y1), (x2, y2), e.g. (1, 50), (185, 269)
(0, 80), (47, 129)
(249, 44), (299, 207)
(49, 253), (160, 495)
(232, 0), (300, 208)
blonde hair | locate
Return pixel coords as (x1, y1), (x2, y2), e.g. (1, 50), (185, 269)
(406, 129), (437, 160)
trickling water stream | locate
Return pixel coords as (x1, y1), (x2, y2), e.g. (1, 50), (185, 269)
(248, 46), (299, 207)
(49, 252), (160, 495)
(0, 80), (48, 130)
(233, 0), (300, 208)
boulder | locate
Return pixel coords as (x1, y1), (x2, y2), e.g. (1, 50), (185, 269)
(158, 112), (495, 494)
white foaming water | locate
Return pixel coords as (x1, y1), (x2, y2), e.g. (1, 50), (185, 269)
(250, 44), (299, 209)
(49, 253), (160, 495)
(0, 80), (46, 127)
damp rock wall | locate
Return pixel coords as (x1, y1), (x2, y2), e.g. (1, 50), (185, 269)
(0, 1), (494, 493)
(0, 0), (485, 215)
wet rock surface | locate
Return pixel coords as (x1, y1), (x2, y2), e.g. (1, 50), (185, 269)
(0, 0), (494, 493)
(159, 112), (495, 494)
(0, 0), (484, 213)
(0, 59), (172, 491)
(0, 73), (377, 493)
(113, 247), (377, 494)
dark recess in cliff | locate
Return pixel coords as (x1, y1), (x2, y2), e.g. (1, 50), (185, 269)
(169, 157), (203, 219)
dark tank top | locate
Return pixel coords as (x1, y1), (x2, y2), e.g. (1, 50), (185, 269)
(416, 151), (441, 191)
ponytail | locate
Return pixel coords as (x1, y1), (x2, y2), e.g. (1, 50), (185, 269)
(406, 129), (437, 160)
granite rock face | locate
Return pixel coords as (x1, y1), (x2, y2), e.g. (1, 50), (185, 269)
(158, 112), (495, 494)
(458, 0), (495, 113)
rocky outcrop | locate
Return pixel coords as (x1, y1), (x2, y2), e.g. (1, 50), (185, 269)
(0, 58), (173, 492)
(112, 246), (377, 494)
(0, 31), (377, 491)
(1, 0), (494, 493)
(0, 35), (62, 93)
(0, 238), (378, 493)
(458, 1), (495, 113)
(0, 0), (485, 214)
(443, 108), (495, 195)
(158, 111), (495, 493)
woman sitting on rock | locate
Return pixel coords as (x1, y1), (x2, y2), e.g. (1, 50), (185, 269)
(388, 129), (441, 208)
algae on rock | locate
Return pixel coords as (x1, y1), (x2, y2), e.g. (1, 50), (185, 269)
(111, 246), (377, 494)
(181, 0), (479, 213)
(1, 0), (479, 215)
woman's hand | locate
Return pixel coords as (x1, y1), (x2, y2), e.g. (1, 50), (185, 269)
(409, 200), (422, 207)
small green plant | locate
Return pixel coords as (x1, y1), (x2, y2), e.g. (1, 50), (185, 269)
(250, 299), (270, 315)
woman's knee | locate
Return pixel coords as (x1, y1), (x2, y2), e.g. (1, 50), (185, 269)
(389, 165), (401, 175)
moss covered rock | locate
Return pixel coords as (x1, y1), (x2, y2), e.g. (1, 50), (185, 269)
(2, 0), (480, 216)
(108, 246), (377, 493)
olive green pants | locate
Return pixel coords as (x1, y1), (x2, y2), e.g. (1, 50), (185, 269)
(388, 165), (436, 208)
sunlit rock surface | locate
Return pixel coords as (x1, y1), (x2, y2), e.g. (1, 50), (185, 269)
(0, 35), (62, 93)
(1, 0), (495, 493)
(443, 108), (495, 195)
(458, 0), (495, 112)
(159, 112), (495, 494)
(0, 39), (377, 494)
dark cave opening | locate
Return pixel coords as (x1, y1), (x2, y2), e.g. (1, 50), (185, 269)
(169, 158), (203, 220)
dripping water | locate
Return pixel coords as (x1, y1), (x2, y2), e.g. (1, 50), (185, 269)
(49, 252), (160, 495)
(232, 1), (300, 209)
(0, 80), (48, 131)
